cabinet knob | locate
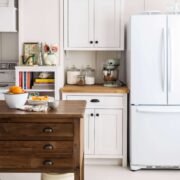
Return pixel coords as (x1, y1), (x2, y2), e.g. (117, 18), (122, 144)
(43, 127), (53, 133)
(43, 144), (54, 150)
(95, 41), (99, 44)
(90, 113), (94, 117)
(90, 99), (100, 103)
(96, 113), (99, 117)
(43, 160), (54, 166)
(89, 41), (93, 44)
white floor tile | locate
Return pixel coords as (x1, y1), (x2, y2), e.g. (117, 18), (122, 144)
(85, 165), (180, 180)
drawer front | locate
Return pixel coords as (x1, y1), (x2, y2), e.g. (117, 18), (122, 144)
(0, 155), (73, 171)
(0, 141), (73, 155)
(0, 123), (74, 140)
(66, 95), (123, 108)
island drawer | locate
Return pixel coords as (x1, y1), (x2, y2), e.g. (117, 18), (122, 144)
(0, 123), (74, 140)
(0, 141), (73, 155)
(0, 155), (74, 171)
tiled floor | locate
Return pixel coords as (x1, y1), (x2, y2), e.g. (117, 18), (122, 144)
(85, 165), (180, 180)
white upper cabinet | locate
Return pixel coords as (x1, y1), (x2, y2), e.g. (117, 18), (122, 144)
(64, 0), (124, 50)
(66, 0), (93, 48)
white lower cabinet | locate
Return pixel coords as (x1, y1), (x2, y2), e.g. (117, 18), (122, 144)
(84, 109), (95, 155)
(62, 93), (127, 166)
(94, 109), (122, 156)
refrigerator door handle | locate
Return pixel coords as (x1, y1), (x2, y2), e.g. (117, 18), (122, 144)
(168, 28), (173, 92)
(162, 28), (167, 92)
(136, 107), (180, 113)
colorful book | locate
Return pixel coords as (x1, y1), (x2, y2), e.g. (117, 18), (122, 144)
(35, 79), (55, 83)
(19, 72), (22, 88)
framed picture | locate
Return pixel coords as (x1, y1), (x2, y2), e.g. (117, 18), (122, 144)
(23, 42), (41, 66)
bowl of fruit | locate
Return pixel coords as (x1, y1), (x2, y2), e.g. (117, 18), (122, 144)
(4, 86), (28, 109)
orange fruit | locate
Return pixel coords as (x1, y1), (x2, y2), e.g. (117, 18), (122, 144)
(9, 86), (24, 94)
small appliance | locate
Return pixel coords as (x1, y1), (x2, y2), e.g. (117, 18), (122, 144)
(103, 59), (120, 87)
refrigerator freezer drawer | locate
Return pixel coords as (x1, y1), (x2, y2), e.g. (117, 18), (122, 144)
(130, 106), (180, 168)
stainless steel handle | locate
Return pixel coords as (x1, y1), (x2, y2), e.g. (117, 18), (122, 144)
(162, 28), (167, 92)
(168, 28), (173, 92)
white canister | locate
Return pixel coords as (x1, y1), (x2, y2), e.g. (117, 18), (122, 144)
(42, 173), (74, 180)
(67, 66), (80, 85)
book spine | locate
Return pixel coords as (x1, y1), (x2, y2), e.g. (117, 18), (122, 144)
(24, 72), (26, 90)
(27, 72), (30, 89)
(19, 72), (22, 88)
(22, 72), (24, 90)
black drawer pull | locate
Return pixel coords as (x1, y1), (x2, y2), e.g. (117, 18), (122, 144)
(43, 127), (53, 133)
(43, 144), (54, 150)
(96, 113), (99, 117)
(90, 99), (100, 103)
(90, 113), (94, 117)
(89, 41), (93, 44)
(95, 41), (99, 44)
(43, 160), (54, 166)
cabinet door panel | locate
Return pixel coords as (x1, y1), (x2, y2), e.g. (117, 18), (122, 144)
(94, 0), (121, 48)
(95, 109), (122, 155)
(131, 15), (167, 105)
(67, 0), (93, 48)
(84, 109), (95, 155)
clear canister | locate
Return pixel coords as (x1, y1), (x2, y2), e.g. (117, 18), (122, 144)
(83, 65), (95, 85)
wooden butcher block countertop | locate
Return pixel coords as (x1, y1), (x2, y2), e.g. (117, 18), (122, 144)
(61, 85), (129, 94)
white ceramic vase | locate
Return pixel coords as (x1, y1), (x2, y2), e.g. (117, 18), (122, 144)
(43, 53), (58, 66)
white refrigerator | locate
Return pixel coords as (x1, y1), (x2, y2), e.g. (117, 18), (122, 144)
(128, 14), (180, 170)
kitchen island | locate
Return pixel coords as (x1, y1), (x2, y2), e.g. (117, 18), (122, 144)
(0, 100), (86, 180)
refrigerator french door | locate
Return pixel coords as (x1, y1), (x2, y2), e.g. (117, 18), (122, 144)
(129, 14), (180, 170)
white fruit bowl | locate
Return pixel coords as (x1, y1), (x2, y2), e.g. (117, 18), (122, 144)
(4, 93), (28, 109)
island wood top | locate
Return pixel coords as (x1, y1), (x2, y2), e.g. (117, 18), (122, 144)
(0, 100), (86, 119)
(61, 85), (129, 94)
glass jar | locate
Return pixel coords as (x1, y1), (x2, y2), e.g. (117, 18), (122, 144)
(67, 65), (80, 85)
(77, 75), (85, 86)
(83, 65), (95, 85)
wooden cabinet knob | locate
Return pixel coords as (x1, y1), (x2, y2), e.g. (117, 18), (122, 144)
(43, 160), (54, 166)
(43, 127), (53, 133)
(43, 144), (54, 150)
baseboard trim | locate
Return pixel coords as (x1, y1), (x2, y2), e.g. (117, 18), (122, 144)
(85, 158), (122, 166)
